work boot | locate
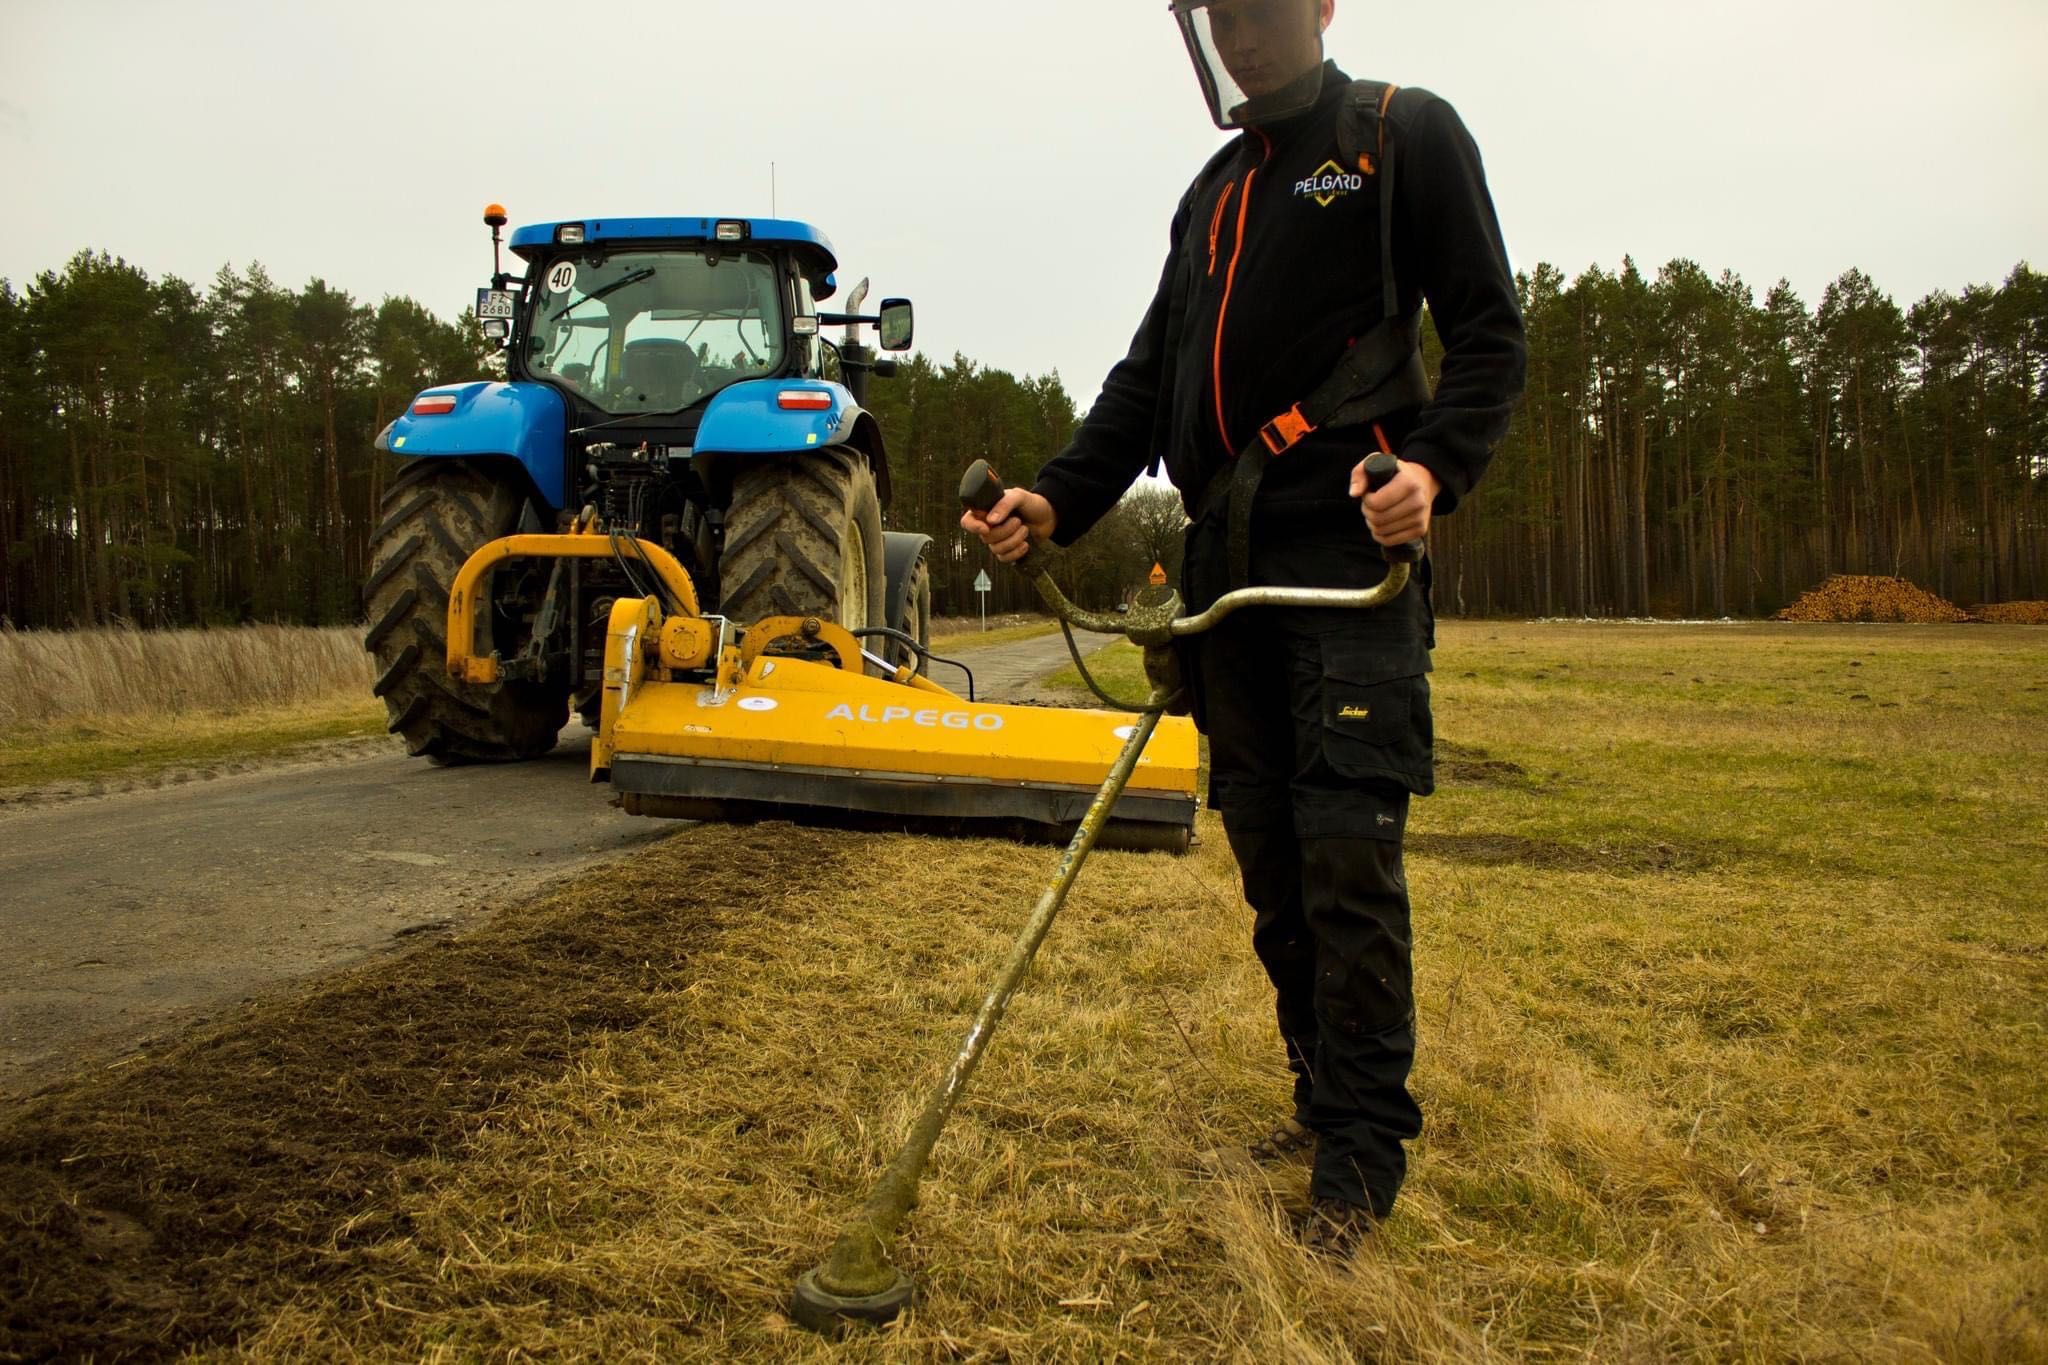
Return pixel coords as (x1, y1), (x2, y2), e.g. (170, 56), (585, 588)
(1246, 1115), (1315, 1165)
(1198, 1115), (1315, 1174)
(1299, 1196), (1379, 1257)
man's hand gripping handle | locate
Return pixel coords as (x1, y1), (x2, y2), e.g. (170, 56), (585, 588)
(1361, 452), (1425, 565)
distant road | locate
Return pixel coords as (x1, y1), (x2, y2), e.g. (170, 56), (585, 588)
(0, 630), (1104, 1099)
(928, 627), (1098, 704)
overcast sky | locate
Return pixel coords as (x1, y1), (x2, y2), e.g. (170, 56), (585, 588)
(2, 0), (2042, 401)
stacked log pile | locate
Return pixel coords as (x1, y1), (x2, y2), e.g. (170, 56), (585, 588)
(1974, 601), (2048, 624)
(1775, 575), (1972, 623)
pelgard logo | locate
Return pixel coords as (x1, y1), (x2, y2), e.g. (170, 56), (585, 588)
(1295, 159), (1365, 208)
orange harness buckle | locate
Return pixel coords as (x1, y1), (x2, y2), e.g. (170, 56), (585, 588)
(1258, 405), (1315, 456)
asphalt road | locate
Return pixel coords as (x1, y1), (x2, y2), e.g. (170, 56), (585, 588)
(0, 628), (1102, 1099)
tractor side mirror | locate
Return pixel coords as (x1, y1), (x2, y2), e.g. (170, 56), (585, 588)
(878, 299), (914, 352)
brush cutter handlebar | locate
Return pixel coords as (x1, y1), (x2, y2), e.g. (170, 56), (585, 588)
(957, 457), (1413, 652)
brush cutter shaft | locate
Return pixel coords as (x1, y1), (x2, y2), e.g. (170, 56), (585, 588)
(812, 699), (1169, 1300)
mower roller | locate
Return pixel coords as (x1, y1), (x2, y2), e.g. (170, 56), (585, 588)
(788, 452), (1421, 1334)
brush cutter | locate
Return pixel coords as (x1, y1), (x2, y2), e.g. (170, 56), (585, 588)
(789, 452), (1420, 1333)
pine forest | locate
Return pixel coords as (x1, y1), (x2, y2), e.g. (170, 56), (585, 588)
(0, 249), (2040, 629)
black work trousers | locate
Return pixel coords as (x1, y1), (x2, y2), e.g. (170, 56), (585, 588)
(1186, 568), (1435, 1216)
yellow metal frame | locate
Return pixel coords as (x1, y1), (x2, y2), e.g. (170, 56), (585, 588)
(594, 594), (666, 774)
(445, 532), (701, 684)
(739, 615), (864, 676)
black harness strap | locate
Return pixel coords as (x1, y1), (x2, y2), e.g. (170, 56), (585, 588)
(1207, 80), (1436, 592)
(1217, 313), (1428, 592)
(1337, 79), (1404, 322)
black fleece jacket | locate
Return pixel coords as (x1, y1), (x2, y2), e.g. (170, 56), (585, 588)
(1035, 62), (1526, 560)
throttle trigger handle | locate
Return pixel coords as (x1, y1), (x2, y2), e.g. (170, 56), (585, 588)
(1363, 451), (1400, 494)
(959, 459), (1005, 515)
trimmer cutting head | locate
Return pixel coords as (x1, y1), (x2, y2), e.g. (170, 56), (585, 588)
(790, 1268), (915, 1334)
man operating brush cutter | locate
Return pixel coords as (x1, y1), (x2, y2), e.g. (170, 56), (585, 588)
(965, 0), (1525, 1251)
(793, 454), (1422, 1334)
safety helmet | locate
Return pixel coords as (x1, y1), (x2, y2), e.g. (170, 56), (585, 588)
(1170, 0), (1327, 130)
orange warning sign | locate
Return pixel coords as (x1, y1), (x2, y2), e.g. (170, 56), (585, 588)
(1148, 562), (1168, 586)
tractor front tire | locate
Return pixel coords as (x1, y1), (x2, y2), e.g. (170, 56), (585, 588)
(719, 447), (887, 642)
(363, 459), (568, 763)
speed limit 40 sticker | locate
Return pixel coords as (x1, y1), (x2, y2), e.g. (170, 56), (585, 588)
(544, 261), (577, 294)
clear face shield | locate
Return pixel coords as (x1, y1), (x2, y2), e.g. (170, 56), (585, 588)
(1171, 0), (1327, 130)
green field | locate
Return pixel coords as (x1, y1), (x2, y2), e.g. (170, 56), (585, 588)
(1, 622), (2042, 1360)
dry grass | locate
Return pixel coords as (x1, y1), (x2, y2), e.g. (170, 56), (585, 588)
(0, 624), (381, 791)
(0, 622), (373, 728)
(2, 623), (2043, 1360)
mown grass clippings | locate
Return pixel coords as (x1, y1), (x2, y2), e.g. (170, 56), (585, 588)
(1435, 739), (1531, 787)
(0, 824), (846, 1361)
(2, 622), (2043, 1361)
(1407, 830), (1727, 874)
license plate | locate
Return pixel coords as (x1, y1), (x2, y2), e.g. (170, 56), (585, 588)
(474, 288), (516, 320)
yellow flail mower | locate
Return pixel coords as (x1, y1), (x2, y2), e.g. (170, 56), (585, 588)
(439, 517), (1203, 853)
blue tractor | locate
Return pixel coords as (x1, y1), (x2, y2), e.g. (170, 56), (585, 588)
(365, 208), (928, 761)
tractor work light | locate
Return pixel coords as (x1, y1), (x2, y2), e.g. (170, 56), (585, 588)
(777, 390), (833, 411)
(791, 315), (819, 335)
(411, 394), (459, 416)
(714, 220), (749, 242)
(555, 223), (586, 244)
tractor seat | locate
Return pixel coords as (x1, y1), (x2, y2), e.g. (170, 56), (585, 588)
(620, 338), (701, 407)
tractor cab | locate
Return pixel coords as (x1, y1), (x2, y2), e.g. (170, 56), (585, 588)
(483, 218), (911, 432)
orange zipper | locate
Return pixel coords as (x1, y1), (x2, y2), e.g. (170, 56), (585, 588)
(1212, 130), (1272, 452)
(1206, 182), (1235, 277)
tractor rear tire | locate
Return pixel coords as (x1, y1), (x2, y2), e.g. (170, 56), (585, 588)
(718, 447), (887, 644)
(894, 545), (932, 675)
(363, 459), (569, 763)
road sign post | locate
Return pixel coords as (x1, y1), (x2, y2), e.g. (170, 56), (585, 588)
(974, 568), (992, 630)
